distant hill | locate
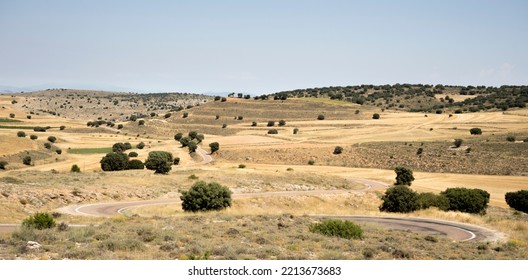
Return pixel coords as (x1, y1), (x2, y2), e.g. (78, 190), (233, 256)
(266, 84), (528, 113)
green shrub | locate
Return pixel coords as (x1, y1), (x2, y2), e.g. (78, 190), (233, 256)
(138, 120), (145, 126)
(308, 159), (315, 165)
(47, 136), (56, 143)
(183, 112), (189, 118)
(416, 147), (423, 155)
(112, 142), (127, 152)
(379, 185), (419, 213)
(22, 212), (56, 230)
(179, 136), (191, 147)
(293, 128), (299, 134)
(100, 152), (129, 171)
(117, 124), (124, 129)
(60, 125), (66, 130)
(267, 120), (275, 127)
(145, 151), (173, 174)
(128, 151), (138, 157)
(417, 192), (450, 210)
(71, 164), (81, 173)
(279, 120), (286, 126)
(222, 123), (227, 128)
(124, 142), (132, 150)
(333, 146), (343, 154)
(180, 181), (232, 212)
(17, 131), (26, 137)
(0, 160), (7, 170)
(188, 131), (198, 139)
(251, 121), (257, 127)
(209, 142), (219, 154)
(44, 142), (51, 149)
(30, 134), (38, 140)
(174, 132), (183, 141)
(129, 115), (137, 122)
(173, 157), (180, 165)
(505, 190), (528, 214)
(470, 128), (482, 135)
(506, 135), (516, 142)
(55, 148), (62, 155)
(238, 164), (246, 168)
(317, 115), (325, 120)
(309, 219), (363, 240)
(22, 156), (32, 166)
(440, 188), (490, 214)
(372, 113), (380, 119)
(394, 166), (415, 186)
(136, 142), (145, 149)
(126, 159), (145, 170)
(267, 129), (278, 134)
(33, 126), (47, 132)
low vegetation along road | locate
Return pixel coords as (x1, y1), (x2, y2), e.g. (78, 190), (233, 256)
(51, 178), (501, 242)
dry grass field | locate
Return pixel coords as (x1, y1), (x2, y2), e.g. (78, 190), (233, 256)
(1, 91), (528, 260)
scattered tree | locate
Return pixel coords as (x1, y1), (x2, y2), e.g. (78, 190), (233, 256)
(17, 131), (26, 137)
(372, 113), (380, 119)
(293, 128), (299, 134)
(0, 161), (7, 170)
(267, 129), (278, 134)
(100, 152), (129, 171)
(47, 136), (57, 143)
(394, 166), (415, 186)
(112, 142), (127, 152)
(71, 164), (81, 173)
(136, 142), (145, 149)
(183, 112), (189, 118)
(188, 141), (197, 153)
(22, 156), (32, 166)
(417, 192), (449, 211)
(138, 120), (145, 126)
(144, 151), (173, 174)
(30, 135), (38, 140)
(507, 135), (516, 142)
(173, 157), (180, 165)
(60, 125), (66, 130)
(44, 143), (51, 149)
(128, 151), (138, 157)
(416, 147), (423, 155)
(267, 120), (275, 127)
(440, 188), (490, 214)
(174, 132), (183, 141)
(379, 185), (419, 213)
(505, 190), (528, 214)
(180, 181), (232, 212)
(279, 120), (286, 126)
(333, 146), (343, 154)
(251, 121), (257, 127)
(209, 142), (219, 154)
(317, 115), (325, 120)
(129, 115), (137, 122)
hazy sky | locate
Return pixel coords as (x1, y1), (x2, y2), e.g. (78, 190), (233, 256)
(1, 0), (527, 94)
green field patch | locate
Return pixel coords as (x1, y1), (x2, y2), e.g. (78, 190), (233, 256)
(67, 147), (113, 154)
(0, 118), (22, 123)
(0, 125), (35, 129)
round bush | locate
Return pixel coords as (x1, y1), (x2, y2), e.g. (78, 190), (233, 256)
(180, 181), (232, 212)
(505, 190), (528, 214)
(47, 136), (57, 143)
(469, 128), (482, 135)
(209, 142), (219, 153)
(100, 152), (129, 171)
(0, 160), (8, 170)
(372, 113), (380, 119)
(440, 188), (490, 214)
(112, 142), (127, 152)
(136, 142), (145, 149)
(279, 120), (286, 126)
(379, 185), (419, 213)
(128, 151), (138, 157)
(174, 132), (183, 141)
(44, 142), (51, 149)
(317, 115), (325, 120)
(309, 219), (363, 240)
(267, 129), (278, 134)
(71, 164), (81, 173)
(30, 135), (38, 140)
(267, 120), (275, 127)
(333, 146), (343, 154)
(126, 159), (145, 170)
(17, 131), (26, 137)
(22, 212), (56, 230)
